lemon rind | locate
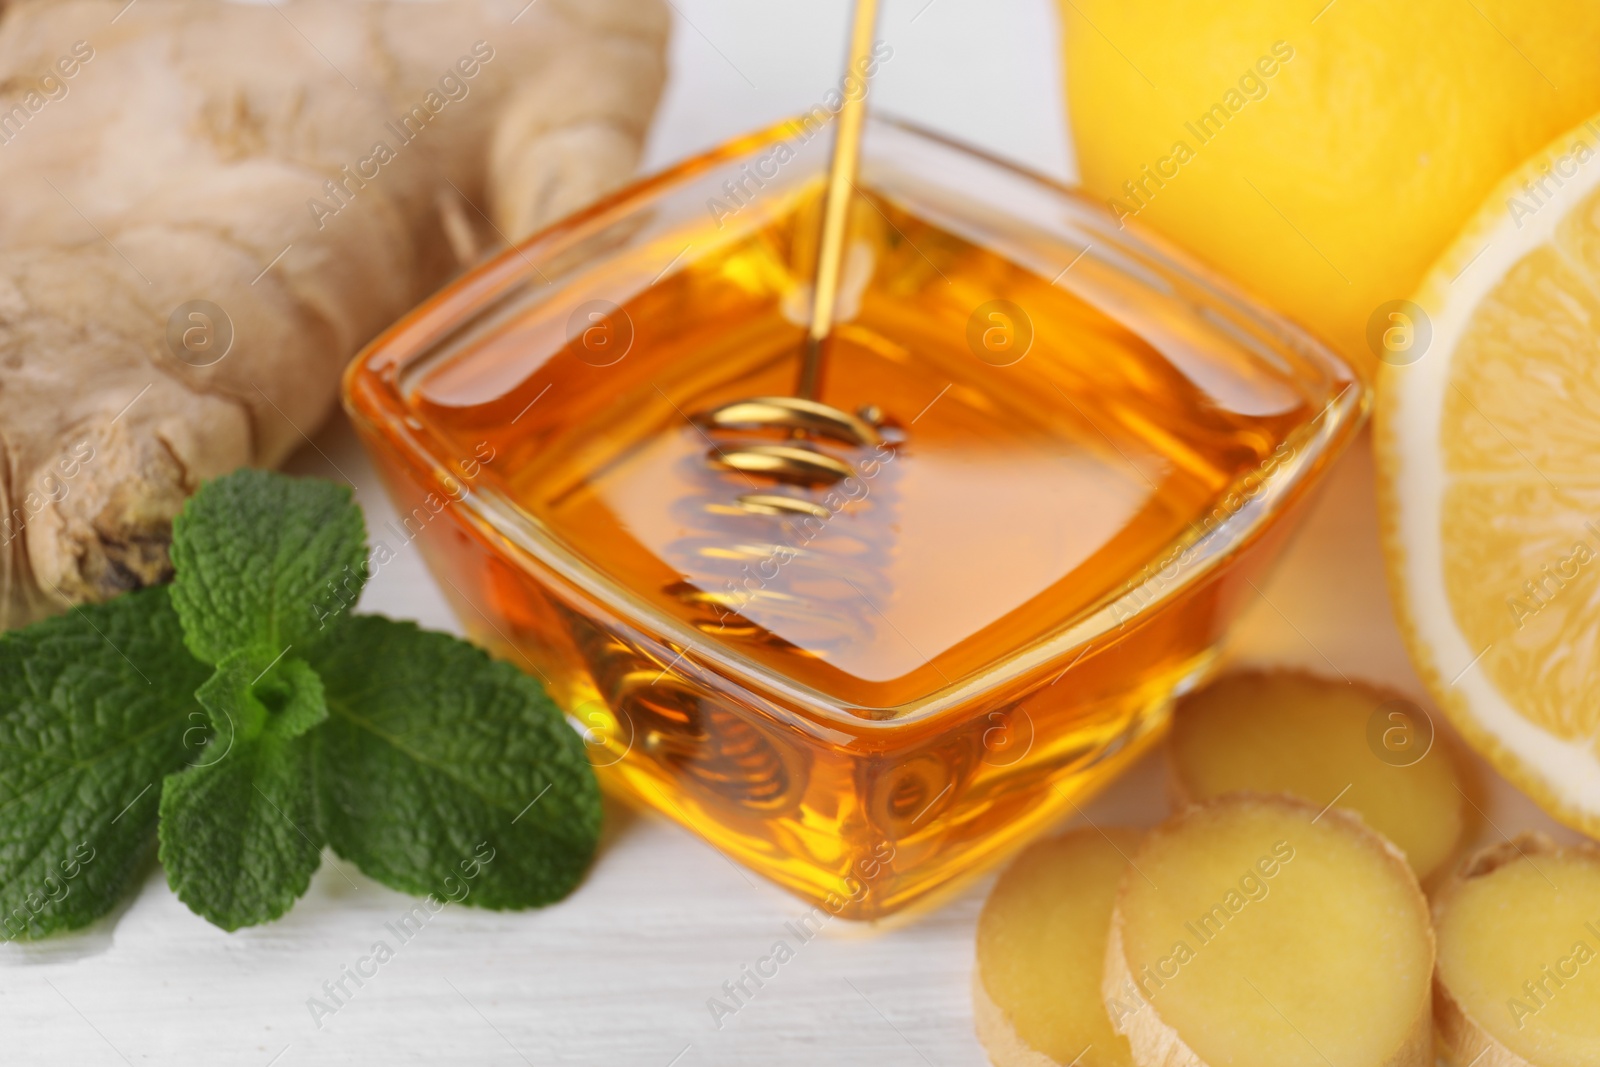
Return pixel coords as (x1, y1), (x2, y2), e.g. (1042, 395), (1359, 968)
(1375, 114), (1600, 839)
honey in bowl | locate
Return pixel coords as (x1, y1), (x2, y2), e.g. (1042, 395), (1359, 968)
(344, 115), (1365, 918)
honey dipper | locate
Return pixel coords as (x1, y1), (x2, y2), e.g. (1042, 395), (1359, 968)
(689, 0), (889, 516)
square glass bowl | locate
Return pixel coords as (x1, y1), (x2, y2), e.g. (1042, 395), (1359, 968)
(343, 115), (1365, 919)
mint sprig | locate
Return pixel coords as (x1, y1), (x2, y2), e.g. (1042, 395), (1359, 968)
(0, 471), (601, 936)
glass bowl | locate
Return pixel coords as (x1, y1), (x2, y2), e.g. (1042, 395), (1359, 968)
(342, 115), (1366, 919)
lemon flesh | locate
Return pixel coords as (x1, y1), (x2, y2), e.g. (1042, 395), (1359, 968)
(1060, 0), (1600, 372)
(1378, 113), (1600, 838)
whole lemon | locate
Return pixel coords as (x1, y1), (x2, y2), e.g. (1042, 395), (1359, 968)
(1060, 0), (1600, 372)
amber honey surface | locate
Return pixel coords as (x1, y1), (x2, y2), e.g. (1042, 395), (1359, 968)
(409, 189), (1311, 706)
(352, 174), (1354, 916)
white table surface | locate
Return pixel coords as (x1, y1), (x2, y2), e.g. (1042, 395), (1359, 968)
(3, 3), (1581, 1065)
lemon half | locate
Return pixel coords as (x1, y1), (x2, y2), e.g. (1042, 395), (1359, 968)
(1378, 112), (1600, 838)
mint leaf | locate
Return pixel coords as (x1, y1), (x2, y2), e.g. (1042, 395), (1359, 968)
(170, 470), (367, 665)
(307, 616), (600, 909)
(163, 577), (332, 930)
(196, 649), (327, 746)
(158, 732), (322, 931)
(0, 588), (210, 940)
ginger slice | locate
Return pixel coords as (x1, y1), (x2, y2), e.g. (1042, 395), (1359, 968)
(1169, 671), (1468, 881)
(1104, 794), (1434, 1067)
(975, 828), (1139, 1067)
(1434, 834), (1600, 1067)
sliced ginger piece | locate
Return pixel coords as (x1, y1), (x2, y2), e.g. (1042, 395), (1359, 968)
(1434, 834), (1600, 1067)
(1104, 794), (1434, 1067)
(975, 828), (1139, 1066)
(1170, 671), (1469, 881)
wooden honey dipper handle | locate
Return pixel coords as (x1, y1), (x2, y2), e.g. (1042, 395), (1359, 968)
(797, 0), (882, 400)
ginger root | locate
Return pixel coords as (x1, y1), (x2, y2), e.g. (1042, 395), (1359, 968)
(1434, 834), (1600, 1067)
(1103, 794), (1434, 1067)
(975, 828), (1139, 1067)
(1168, 671), (1470, 882)
(0, 0), (666, 628)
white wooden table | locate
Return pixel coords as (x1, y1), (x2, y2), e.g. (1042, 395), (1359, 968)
(3, 4), (1577, 1064)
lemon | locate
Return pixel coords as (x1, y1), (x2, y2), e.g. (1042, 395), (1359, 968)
(1377, 111), (1600, 839)
(1060, 0), (1600, 372)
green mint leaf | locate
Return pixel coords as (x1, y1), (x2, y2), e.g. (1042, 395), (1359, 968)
(170, 470), (368, 665)
(158, 732), (322, 931)
(0, 588), (210, 940)
(196, 649), (327, 745)
(307, 616), (600, 909)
